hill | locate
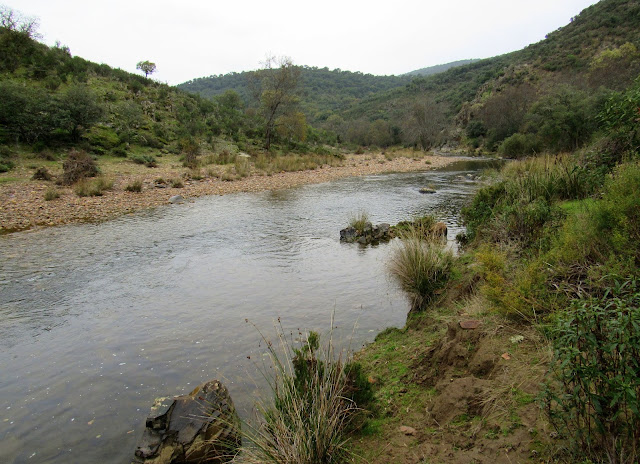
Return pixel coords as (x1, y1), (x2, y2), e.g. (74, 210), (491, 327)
(404, 59), (480, 77)
(332, 0), (640, 151)
(178, 67), (412, 124)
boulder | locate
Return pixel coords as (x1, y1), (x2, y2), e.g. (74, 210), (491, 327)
(419, 187), (436, 194)
(339, 226), (357, 243)
(168, 195), (184, 204)
(132, 380), (240, 464)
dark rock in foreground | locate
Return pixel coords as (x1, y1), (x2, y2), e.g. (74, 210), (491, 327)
(132, 380), (240, 464)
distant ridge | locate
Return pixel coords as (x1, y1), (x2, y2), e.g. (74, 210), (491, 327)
(404, 59), (480, 77)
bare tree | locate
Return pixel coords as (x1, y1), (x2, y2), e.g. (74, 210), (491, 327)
(0, 5), (40, 38)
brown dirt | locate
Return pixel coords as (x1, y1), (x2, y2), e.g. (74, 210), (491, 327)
(0, 153), (463, 234)
(350, 309), (554, 464)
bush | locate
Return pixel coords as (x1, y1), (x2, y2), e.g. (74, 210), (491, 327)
(129, 154), (157, 168)
(62, 150), (98, 185)
(497, 133), (540, 159)
(541, 279), (640, 463)
(389, 228), (454, 311)
(234, 156), (250, 178)
(32, 167), (52, 181)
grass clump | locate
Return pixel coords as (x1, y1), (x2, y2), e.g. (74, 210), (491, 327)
(389, 227), (454, 312)
(124, 180), (143, 192)
(74, 176), (113, 197)
(234, 157), (250, 178)
(44, 187), (60, 201)
(348, 211), (370, 231)
(240, 325), (369, 464)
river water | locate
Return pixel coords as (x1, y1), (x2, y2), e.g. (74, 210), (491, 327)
(0, 159), (498, 463)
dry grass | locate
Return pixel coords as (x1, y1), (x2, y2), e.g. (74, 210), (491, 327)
(237, 323), (359, 464)
(389, 227), (454, 312)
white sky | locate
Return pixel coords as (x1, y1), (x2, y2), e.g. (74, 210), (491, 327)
(13, 0), (599, 85)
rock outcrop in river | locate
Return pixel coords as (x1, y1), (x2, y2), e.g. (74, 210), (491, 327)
(132, 380), (240, 464)
(340, 222), (391, 244)
(340, 218), (447, 245)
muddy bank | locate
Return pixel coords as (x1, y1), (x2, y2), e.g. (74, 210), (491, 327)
(0, 153), (462, 234)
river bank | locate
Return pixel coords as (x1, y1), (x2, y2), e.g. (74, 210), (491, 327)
(0, 152), (463, 234)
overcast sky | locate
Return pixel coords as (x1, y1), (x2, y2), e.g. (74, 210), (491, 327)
(13, 0), (599, 85)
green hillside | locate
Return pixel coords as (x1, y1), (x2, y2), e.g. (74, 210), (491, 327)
(404, 59), (480, 77)
(179, 67), (412, 124)
(334, 0), (640, 151)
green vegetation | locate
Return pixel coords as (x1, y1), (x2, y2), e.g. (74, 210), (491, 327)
(73, 176), (113, 197)
(124, 180), (143, 192)
(44, 186), (60, 200)
(240, 326), (371, 464)
(388, 226), (454, 312)
(348, 211), (370, 231)
(542, 281), (640, 463)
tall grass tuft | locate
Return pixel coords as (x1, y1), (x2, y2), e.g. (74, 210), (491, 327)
(238, 323), (363, 464)
(348, 211), (370, 231)
(389, 227), (454, 312)
(74, 176), (114, 197)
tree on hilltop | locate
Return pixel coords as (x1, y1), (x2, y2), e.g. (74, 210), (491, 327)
(136, 60), (156, 78)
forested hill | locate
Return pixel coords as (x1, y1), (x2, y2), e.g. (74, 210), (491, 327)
(179, 67), (412, 123)
(333, 0), (640, 151)
(178, 60), (479, 123)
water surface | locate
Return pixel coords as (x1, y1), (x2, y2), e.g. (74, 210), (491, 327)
(0, 159), (497, 463)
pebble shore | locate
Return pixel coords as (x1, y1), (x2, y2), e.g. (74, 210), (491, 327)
(0, 153), (463, 234)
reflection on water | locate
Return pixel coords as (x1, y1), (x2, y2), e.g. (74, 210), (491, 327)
(0, 158), (497, 463)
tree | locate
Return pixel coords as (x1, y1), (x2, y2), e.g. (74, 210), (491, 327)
(60, 84), (104, 141)
(402, 97), (448, 150)
(136, 60), (156, 78)
(251, 56), (301, 150)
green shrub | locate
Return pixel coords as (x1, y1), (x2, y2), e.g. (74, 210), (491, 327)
(129, 154), (157, 168)
(393, 215), (437, 239)
(62, 150), (98, 185)
(541, 279), (640, 463)
(497, 133), (541, 159)
(389, 229), (454, 311)
(0, 160), (14, 172)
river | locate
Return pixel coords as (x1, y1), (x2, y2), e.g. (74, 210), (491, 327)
(0, 159), (499, 463)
